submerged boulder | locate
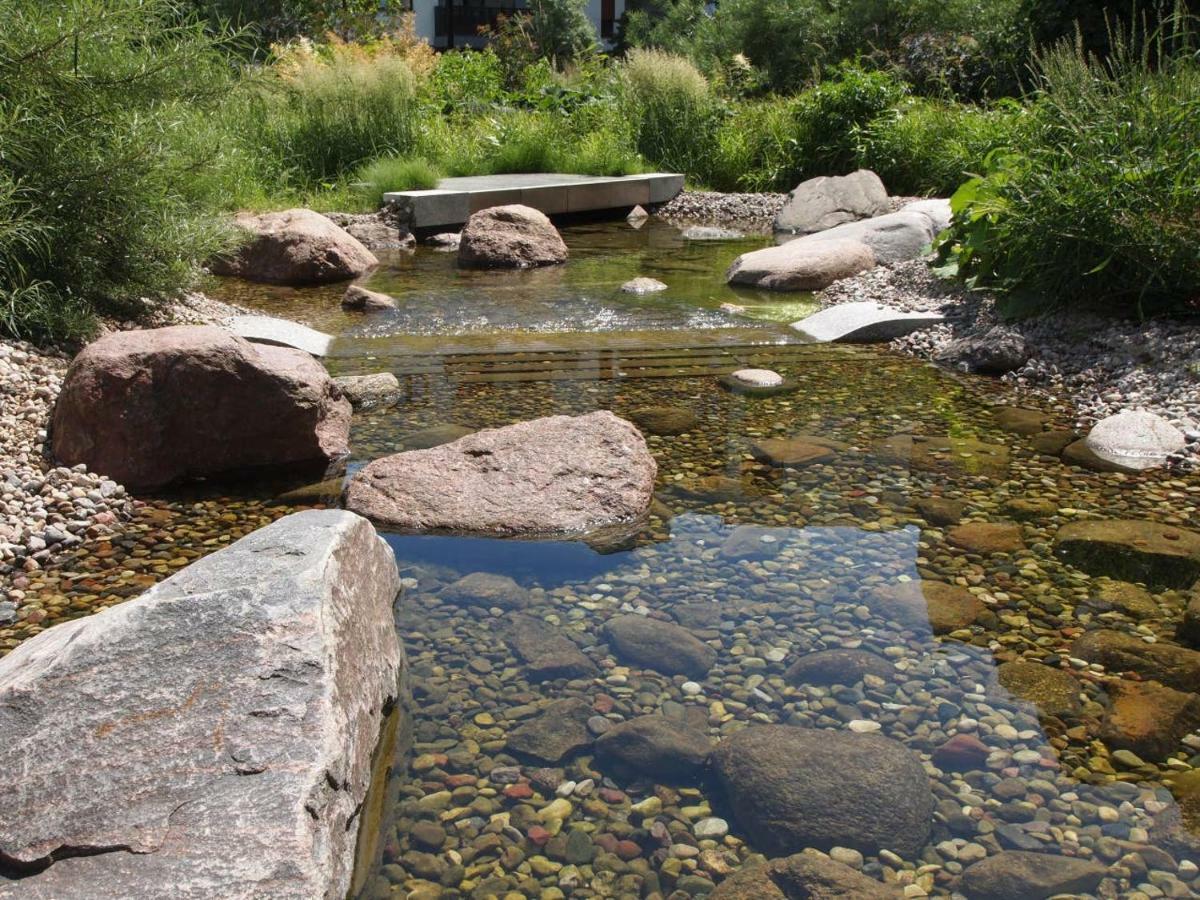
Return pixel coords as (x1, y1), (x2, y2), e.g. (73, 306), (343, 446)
(996, 660), (1082, 720)
(502, 614), (597, 681)
(773, 169), (890, 234)
(332, 372), (401, 410)
(1054, 520), (1200, 590)
(958, 851), (1107, 900)
(1072, 628), (1200, 692)
(604, 614), (716, 678)
(51, 326), (350, 491)
(458, 204), (568, 268)
(1099, 678), (1200, 760)
(595, 715), (712, 782)
(712, 725), (934, 858)
(211, 208), (378, 285)
(0, 509), (404, 899)
(726, 239), (876, 291)
(344, 411), (655, 537)
(710, 849), (900, 899)
(342, 284), (396, 311)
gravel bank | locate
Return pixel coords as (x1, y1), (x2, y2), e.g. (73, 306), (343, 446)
(0, 292), (250, 602)
(818, 259), (1200, 464)
(656, 191), (787, 234)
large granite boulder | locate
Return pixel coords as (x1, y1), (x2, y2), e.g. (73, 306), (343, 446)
(958, 851), (1107, 899)
(802, 209), (941, 264)
(51, 326), (350, 491)
(793, 302), (944, 343)
(0, 509), (404, 899)
(604, 613), (717, 678)
(344, 411), (656, 537)
(1081, 410), (1186, 472)
(712, 725), (934, 858)
(458, 204), (568, 268)
(211, 208), (378, 285)
(726, 239), (876, 291)
(710, 849), (900, 899)
(773, 170), (890, 234)
(1054, 520), (1200, 590)
(594, 715), (712, 782)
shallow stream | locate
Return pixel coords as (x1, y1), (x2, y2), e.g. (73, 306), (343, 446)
(8, 220), (1200, 898)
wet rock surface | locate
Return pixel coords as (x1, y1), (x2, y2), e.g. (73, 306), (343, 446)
(714, 725), (935, 857)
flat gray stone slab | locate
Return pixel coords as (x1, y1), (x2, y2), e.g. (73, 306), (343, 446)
(384, 173), (684, 229)
(792, 302), (944, 343)
(229, 314), (333, 357)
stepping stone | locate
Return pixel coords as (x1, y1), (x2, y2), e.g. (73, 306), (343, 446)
(229, 314), (333, 357)
(1081, 409), (1186, 472)
(620, 277), (667, 294)
(1054, 520), (1200, 590)
(792, 302), (943, 343)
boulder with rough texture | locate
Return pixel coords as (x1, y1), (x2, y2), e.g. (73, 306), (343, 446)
(604, 614), (716, 678)
(1072, 628), (1200, 692)
(52, 326), (350, 491)
(784, 649), (893, 686)
(345, 411), (655, 537)
(621, 277), (668, 294)
(211, 208), (378, 285)
(802, 209), (941, 263)
(0, 509), (403, 900)
(712, 725), (935, 857)
(958, 851), (1108, 899)
(900, 198), (952, 232)
(1054, 520), (1200, 590)
(935, 326), (1031, 374)
(595, 715), (712, 782)
(441, 572), (531, 610)
(996, 660), (1082, 720)
(726, 239), (876, 291)
(458, 204), (568, 268)
(1082, 410), (1187, 472)
(342, 284), (396, 311)
(332, 372), (401, 410)
(505, 697), (593, 763)
(774, 170), (891, 234)
(710, 849), (900, 899)
(502, 614), (598, 681)
(1099, 678), (1200, 760)
(793, 302), (944, 343)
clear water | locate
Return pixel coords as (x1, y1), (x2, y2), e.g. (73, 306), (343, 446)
(22, 218), (1200, 898)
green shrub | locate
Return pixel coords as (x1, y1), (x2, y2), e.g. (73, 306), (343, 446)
(858, 97), (1027, 195)
(620, 49), (720, 183)
(935, 24), (1200, 314)
(233, 39), (419, 195)
(352, 155), (442, 208)
(0, 0), (238, 341)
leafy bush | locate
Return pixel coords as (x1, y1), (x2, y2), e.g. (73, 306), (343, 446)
(935, 23), (1200, 314)
(0, 0), (238, 341)
(620, 49), (719, 182)
(234, 37), (419, 194)
(858, 97), (1027, 195)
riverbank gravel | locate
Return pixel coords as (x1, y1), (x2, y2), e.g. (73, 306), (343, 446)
(818, 259), (1200, 465)
(656, 191), (787, 234)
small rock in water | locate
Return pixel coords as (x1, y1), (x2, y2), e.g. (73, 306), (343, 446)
(729, 368), (783, 387)
(621, 277), (667, 294)
(694, 817), (729, 839)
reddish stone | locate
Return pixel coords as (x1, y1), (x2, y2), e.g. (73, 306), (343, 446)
(593, 694), (615, 714)
(504, 783), (534, 800)
(527, 826), (551, 847)
(932, 733), (990, 770)
(593, 833), (619, 854)
(598, 788), (627, 804)
(615, 839), (643, 860)
(51, 326), (350, 490)
(444, 774), (476, 788)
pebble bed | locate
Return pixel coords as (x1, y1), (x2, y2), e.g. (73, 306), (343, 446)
(817, 260), (1200, 466)
(656, 192), (787, 234)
